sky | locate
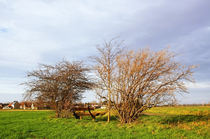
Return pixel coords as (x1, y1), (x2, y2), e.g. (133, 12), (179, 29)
(0, 0), (210, 104)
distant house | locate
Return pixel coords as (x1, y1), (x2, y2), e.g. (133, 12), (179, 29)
(20, 102), (38, 110)
(1, 103), (9, 109)
(3, 106), (11, 109)
(7, 101), (20, 109)
(1, 102), (12, 109)
(101, 105), (107, 109)
(0, 103), (3, 109)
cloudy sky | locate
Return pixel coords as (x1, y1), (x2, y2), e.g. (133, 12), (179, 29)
(0, 0), (210, 104)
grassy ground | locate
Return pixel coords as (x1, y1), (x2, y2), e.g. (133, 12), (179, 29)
(0, 106), (209, 139)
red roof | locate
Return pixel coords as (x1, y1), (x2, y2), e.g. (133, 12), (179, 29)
(8, 103), (13, 107)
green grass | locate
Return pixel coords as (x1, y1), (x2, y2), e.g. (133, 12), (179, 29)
(0, 106), (209, 139)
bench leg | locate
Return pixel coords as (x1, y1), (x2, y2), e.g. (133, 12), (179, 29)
(73, 112), (80, 119)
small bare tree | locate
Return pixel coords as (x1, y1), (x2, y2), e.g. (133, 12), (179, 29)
(23, 60), (93, 117)
(94, 42), (196, 124)
(91, 39), (123, 122)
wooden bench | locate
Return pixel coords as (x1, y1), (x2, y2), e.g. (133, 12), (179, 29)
(72, 105), (106, 120)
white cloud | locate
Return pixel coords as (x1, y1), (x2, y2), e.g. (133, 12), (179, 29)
(186, 82), (210, 89)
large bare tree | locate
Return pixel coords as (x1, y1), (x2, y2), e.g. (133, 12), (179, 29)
(23, 60), (93, 117)
(94, 42), (196, 123)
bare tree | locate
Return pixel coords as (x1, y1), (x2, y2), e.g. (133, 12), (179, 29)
(91, 39), (124, 122)
(23, 60), (93, 117)
(94, 43), (196, 123)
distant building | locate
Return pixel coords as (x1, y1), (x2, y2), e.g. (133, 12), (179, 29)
(1, 103), (9, 109)
(3, 106), (11, 109)
(0, 103), (3, 109)
(101, 105), (107, 109)
(7, 101), (20, 109)
(20, 102), (38, 110)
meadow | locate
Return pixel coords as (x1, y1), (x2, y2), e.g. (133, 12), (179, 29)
(0, 106), (209, 139)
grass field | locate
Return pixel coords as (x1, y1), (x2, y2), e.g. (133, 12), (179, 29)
(0, 106), (209, 139)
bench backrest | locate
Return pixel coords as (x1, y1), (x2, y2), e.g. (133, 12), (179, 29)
(74, 107), (94, 111)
